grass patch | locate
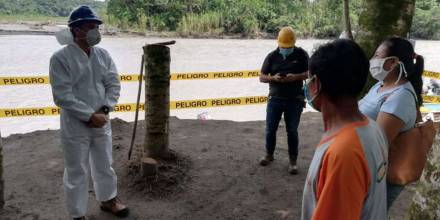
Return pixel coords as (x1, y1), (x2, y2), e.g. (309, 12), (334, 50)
(177, 12), (224, 37)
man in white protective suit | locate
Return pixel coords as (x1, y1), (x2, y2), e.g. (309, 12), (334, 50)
(49, 5), (129, 220)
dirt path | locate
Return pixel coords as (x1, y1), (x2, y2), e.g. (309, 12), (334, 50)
(0, 113), (413, 219)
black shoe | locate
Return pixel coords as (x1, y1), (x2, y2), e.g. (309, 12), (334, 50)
(288, 159), (298, 174)
(259, 155), (274, 166)
(288, 164), (298, 175)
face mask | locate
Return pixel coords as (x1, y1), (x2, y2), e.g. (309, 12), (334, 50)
(279, 47), (294, 59)
(77, 27), (101, 47)
(370, 57), (408, 84)
(369, 57), (393, 81)
(304, 75), (321, 112)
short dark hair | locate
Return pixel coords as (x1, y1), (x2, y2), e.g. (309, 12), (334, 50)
(309, 39), (369, 99)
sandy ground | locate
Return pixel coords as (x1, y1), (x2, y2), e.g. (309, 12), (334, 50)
(0, 113), (413, 220)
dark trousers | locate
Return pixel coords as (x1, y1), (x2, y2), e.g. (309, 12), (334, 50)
(265, 96), (303, 162)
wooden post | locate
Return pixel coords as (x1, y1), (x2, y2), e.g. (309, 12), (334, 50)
(0, 131), (4, 209)
(143, 44), (171, 159)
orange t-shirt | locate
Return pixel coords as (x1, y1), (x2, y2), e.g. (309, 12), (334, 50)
(301, 118), (387, 220)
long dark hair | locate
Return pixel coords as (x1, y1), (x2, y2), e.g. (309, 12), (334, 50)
(382, 37), (424, 106)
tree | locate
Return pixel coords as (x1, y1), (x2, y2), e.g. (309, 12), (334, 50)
(356, 0), (416, 92)
(356, 0), (416, 58)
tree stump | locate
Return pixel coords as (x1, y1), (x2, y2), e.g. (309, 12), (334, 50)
(141, 157), (158, 177)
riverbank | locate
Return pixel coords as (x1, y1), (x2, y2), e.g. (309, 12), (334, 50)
(4, 21), (440, 41)
(0, 20), (275, 39)
(0, 114), (414, 219)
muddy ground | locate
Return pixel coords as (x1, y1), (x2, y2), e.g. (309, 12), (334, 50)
(0, 113), (413, 219)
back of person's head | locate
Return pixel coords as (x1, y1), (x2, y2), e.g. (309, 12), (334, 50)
(381, 37), (424, 95)
(309, 39), (369, 99)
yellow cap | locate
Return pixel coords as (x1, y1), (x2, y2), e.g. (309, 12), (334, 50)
(277, 27), (296, 48)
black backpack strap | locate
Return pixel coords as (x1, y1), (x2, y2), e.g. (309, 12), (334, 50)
(403, 88), (418, 107)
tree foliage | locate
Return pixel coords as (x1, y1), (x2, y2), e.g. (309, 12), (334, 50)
(106, 0), (346, 37)
(411, 0), (440, 39)
(0, 0), (105, 17)
(106, 0), (440, 38)
(0, 0), (439, 39)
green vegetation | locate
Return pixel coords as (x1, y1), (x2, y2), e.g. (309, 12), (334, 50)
(0, 0), (104, 24)
(0, 0), (439, 39)
(0, 14), (65, 24)
(106, 0), (440, 39)
(412, 0), (440, 39)
(106, 0), (346, 38)
(0, 0), (104, 17)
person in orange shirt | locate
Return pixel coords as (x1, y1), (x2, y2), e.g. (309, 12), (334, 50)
(301, 39), (388, 220)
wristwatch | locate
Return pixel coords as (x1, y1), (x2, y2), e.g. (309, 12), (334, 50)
(101, 106), (110, 115)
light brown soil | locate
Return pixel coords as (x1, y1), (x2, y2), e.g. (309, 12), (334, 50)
(0, 113), (413, 219)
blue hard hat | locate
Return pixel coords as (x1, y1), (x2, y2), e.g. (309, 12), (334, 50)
(68, 5), (103, 27)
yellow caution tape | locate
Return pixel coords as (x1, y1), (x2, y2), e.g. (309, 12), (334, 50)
(170, 70), (261, 80)
(2, 69), (439, 86)
(0, 70), (261, 86)
(422, 95), (440, 104)
(0, 96), (268, 118)
(115, 70), (261, 82)
(0, 76), (50, 86)
(4, 94), (440, 117)
(422, 71), (440, 80)
(118, 74), (140, 82)
(170, 96), (267, 109)
(0, 107), (61, 117)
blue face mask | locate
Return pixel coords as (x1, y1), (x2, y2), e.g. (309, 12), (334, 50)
(304, 75), (321, 112)
(279, 47), (294, 59)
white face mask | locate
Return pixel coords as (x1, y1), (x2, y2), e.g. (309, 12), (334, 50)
(370, 57), (408, 84)
(369, 57), (393, 81)
(77, 27), (101, 47)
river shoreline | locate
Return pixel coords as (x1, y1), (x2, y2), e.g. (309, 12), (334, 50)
(0, 22), (294, 39)
(2, 21), (439, 41)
